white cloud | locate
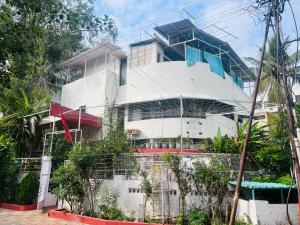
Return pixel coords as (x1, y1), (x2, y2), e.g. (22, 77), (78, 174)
(200, 0), (264, 60)
(102, 0), (136, 11)
(96, 0), (298, 60)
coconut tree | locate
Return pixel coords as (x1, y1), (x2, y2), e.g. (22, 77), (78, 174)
(245, 36), (299, 103)
(0, 84), (50, 157)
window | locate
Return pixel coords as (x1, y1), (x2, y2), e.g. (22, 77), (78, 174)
(157, 53), (161, 63)
(254, 115), (266, 120)
(130, 44), (153, 68)
(119, 58), (127, 86)
(127, 99), (233, 122)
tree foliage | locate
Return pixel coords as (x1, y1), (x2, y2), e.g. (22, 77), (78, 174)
(139, 171), (152, 221)
(192, 159), (230, 222)
(15, 172), (39, 205)
(0, 0), (117, 88)
(204, 129), (239, 154)
(0, 135), (19, 202)
(162, 153), (191, 220)
(0, 83), (50, 156)
(245, 36), (299, 103)
(97, 185), (132, 221)
(51, 163), (84, 213)
(204, 119), (291, 181)
(68, 144), (101, 215)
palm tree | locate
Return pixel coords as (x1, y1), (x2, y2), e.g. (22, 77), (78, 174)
(245, 36), (299, 103)
(0, 86), (50, 157)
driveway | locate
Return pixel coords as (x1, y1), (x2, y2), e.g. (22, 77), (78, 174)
(0, 208), (84, 225)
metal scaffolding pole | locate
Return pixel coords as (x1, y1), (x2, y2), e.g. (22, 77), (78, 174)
(228, 2), (272, 224)
(180, 95), (183, 152)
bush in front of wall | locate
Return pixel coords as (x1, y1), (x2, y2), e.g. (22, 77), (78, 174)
(177, 210), (207, 225)
(0, 135), (19, 203)
(16, 172), (39, 205)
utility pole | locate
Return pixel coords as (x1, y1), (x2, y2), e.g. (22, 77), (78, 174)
(228, 1), (273, 224)
(274, 1), (300, 223)
(230, 1), (300, 224)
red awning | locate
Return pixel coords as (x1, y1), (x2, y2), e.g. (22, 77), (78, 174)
(50, 103), (102, 128)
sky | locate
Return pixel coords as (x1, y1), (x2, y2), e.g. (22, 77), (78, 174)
(94, 0), (300, 61)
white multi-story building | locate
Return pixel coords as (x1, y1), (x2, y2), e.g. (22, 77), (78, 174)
(55, 19), (255, 145)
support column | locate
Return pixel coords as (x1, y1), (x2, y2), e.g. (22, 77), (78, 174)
(37, 156), (52, 210)
(180, 95), (183, 152)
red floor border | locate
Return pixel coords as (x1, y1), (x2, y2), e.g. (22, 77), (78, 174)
(48, 210), (164, 225)
(0, 203), (37, 211)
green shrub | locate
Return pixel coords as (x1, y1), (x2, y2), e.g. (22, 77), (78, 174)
(177, 210), (207, 225)
(234, 218), (253, 225)
(99, 205), (123, 220)
(188, 210), (206, 225)
(51, 163), (83, 213)
(252, 174), (292, 185)
(144, 215), (160, 223)
(211, 217), (226, 225)
(0, 135), (19, 202)
(16, 172), (39, 205)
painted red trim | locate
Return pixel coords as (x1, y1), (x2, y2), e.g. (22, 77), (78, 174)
(50, 102), (102, 128)
(0, 203), (37, 211)
(133, 148), (204, 154)
(48, 210), (164, 225)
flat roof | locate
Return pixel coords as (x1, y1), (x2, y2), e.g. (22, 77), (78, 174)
(63, 40), (124, 66)
(153, 19), (256, 81)
(229, 181), (296, 190)
(129, 38), (157, 47)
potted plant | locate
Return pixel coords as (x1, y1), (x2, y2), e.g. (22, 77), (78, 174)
(176, 135), (181, 149)
(183, 137), (192, 149)
(168, 138), (175, 148)
(154, 139), (161, 148)
(145, 141), (151, 148)
(161, 139), (167, 148)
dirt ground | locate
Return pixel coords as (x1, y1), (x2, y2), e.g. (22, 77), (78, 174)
(0, 208), (84, 225)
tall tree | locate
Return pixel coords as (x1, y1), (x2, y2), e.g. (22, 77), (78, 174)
(0, 0), (117, 90)
(245, 37), (299, 103)
(0, 0), (117, 156)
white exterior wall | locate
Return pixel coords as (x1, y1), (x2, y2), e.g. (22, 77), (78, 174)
(293, 82), (300, 102)
(60, 52), (121, 138)
(117, 61), (250, 109)
(236, 199), (298, 225)
(61, 54), (120, 117)
(100, 175), (202, 219)
(118, 61), (250, 139)
(125, 116), (236, 140)
(60, 52), (251, 140)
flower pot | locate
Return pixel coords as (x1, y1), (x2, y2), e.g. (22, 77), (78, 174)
(169, 142), (175, 148)
(145, 143), (151, 148)
(162, 143), (167, 148)
(154, 143), (160, 148)
(176, 142), (181, 149)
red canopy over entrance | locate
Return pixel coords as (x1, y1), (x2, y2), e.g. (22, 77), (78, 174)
(50, 103), (102, 128)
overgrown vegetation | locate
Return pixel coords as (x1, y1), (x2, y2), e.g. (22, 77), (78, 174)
(0, 135), (19, 202)
(139, 171), (153, 221)
(97, 185), (133, 221)
(163, 152), (251, 225)
(204, 119), (292, 183)
(163, 153), (191, 221)
(51, 163), (83, 212)
(0, 0), (117, 157)
(15, 172), (39, 205)
(193, 159), (231, 223)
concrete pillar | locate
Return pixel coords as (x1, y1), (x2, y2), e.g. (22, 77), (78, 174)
(37, 156), (52, 210)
